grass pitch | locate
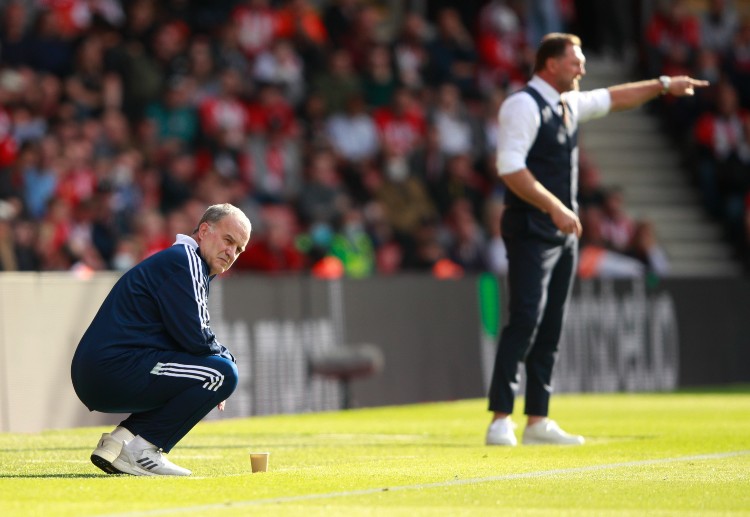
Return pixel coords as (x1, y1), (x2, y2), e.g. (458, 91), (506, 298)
(1, 389), (749, 516)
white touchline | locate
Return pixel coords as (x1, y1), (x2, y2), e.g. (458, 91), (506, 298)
(103, 449), (750, 517)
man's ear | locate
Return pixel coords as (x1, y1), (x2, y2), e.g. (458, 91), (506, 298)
(197, 222), (209, 240)
(546, 57), (557, 74)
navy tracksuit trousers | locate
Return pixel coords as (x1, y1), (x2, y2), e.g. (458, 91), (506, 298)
(72, 349), (238, 452)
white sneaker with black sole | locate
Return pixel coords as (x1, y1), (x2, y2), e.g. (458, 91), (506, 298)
(522, 419), (585, 445)
(90, 427), (134, 474)
(112, 439), (191, 476)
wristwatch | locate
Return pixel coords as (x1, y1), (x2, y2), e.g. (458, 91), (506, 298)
(659, 75), (671, 96)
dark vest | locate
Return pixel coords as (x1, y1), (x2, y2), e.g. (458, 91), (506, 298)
(502, 86), (578, 243)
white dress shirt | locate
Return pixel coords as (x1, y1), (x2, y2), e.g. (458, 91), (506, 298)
(495, 75), (611, 175)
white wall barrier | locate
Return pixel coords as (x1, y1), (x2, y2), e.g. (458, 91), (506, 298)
(1, 273), (746, 433)
(0, 273), (124, 433)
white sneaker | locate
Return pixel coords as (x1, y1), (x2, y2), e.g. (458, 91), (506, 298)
(112, 442), (192, 477)
(522, 419), (585, 445)
(485, 417), (518, 446)
(91, 433), (125, 474)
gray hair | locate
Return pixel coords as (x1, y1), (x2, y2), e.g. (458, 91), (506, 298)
(192, 203), (252, 234)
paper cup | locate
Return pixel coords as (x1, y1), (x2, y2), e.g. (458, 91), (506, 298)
(250, 452), (270, 473)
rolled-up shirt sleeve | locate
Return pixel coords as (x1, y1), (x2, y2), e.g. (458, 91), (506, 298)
(571, 87), (611, 123)
(495, 92), (539, 175)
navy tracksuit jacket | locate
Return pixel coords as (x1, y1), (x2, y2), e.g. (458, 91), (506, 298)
(71, 234), (238, 451)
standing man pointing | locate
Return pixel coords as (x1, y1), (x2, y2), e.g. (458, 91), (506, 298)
(486, 33), (707, 446)
(72, 203), (252, 474)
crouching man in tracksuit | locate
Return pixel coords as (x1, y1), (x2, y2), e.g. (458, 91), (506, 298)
(71, 203), (251, 476)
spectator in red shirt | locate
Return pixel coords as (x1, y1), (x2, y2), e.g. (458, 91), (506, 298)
(373, 87), (427, 158)
(0, 98), (18, 169)
(645, 0), (703, 137)
(246, 83), (298, 137)
(727, 17), (750, 109)
(693, 81), (750, 227)
(55, 138), (97, 208)
(644, 0), (700, 78)
(198, 67), (250, 146)
(476, 0), (529, 93)
(133, 208), (172, 260)
(233, 205), (305, 273)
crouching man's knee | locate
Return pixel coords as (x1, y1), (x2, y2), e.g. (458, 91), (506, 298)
(206, 356), (239, 401)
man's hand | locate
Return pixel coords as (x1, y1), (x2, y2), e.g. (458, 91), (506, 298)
(217, 400), (226, 411)
(550, 204), (582, 237)
(500, 169), (582, 237)
(668, 76), (710, 97)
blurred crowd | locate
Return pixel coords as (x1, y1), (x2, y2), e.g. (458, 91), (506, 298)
(0, 0), (745, 278)
(641, 0), (750, 269)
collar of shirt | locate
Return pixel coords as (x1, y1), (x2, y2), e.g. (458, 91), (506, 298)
(173, 233), (198, 249)
(528, 75), (564, 108)
(174, 233), (214, 279)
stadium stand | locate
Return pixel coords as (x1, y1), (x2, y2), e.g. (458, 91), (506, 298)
(0, 0), (748, 277)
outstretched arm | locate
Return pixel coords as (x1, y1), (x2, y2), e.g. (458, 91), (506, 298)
(608, 76), (709, 112)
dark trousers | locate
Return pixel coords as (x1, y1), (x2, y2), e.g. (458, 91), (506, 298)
(73, 350), (238, 452)
(488, 233), (577, 416)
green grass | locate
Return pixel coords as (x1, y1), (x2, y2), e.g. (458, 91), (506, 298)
(1, 389), (749, 516)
